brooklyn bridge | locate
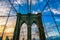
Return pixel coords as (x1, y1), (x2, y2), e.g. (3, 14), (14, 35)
(0, 0), (60, 40)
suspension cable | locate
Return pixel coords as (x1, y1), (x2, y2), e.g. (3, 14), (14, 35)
(30, 0), (32, 13)
(47, 0), (60, 35)
(38, 0), (50, 39)
(8, 0), (17, 13)
(15, 0), (27, 13)
(40, 0), (60, 35)
(41, 0), (49, 13)
(1, 7), (12, 39)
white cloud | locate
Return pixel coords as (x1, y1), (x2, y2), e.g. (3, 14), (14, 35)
(0, 7), (10, 15)
(44, 22), (59, 37)
(32, 0), (37, 5)
(51, 8), (60, 14)
(14, 0), (43, 5)
(43, 8), (60, 14)
(0, 1), (11, 16)
(0, 1), (16, 25)
(32, 9), (41, 14)
(32, 0), (43, 5)
(47, 31), (59, 37)
(14, 0), (27, 4)
(14, 0), (37, 5)
(39, 0), (43, 2)
(32, 11), (38, 14)
(44, 9), (50, 12)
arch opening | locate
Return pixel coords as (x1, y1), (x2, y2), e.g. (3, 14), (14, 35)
(19, 23), (27, 40)
(31, 23), (40, 40)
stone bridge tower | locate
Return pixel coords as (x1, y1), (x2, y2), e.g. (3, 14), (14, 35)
(13, 13), (46, 40)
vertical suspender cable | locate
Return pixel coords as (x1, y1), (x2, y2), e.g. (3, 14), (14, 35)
(27, 0), (29, 13)
(28, 0), (32, 13)
(30, 0), (32, 13)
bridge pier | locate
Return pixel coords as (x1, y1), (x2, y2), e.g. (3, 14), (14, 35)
(13, 13), (46, 40)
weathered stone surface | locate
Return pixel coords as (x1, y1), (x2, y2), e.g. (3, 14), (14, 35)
(13, 13), (46, 40)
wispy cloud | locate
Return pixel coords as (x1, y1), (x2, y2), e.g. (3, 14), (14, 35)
(32, 0), (37, 5)
(43, 22), (59, 37)
(0, 17), (7, 25)
(0, 1), (11, 16)
(14, 0), (27, 4)
(43, 8), (60, 14)
(44, 9), (50, 12)
(51, 8), (60, 14)
(14, 0), (38, 5)
(47, 31), (59, 37)
(32, 11), (38, 14)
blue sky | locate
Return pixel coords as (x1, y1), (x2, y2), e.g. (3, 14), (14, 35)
(0, 0), (60, 38)
(13, 0), (60, 37)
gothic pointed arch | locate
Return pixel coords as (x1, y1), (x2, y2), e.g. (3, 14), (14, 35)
(19, 23), (27, 40)
(31, 23), (40, 40)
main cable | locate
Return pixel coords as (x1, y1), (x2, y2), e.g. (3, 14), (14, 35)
(1, 7), (12, 39)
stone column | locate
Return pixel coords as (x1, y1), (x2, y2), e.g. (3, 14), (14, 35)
(13, 13), (21, 40)
(27, 13), (31, 40)
(27, 24), (31, 40)
(37, 13), (46, 40)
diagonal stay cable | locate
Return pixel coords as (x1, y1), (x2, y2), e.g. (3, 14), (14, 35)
(40, 0), (49, 13)
(1, 7), (12, 39)
(16, 0), (32, 13)
(40, 0), (60, 35)
(8, 0), (17, 13)
(38, 0), (60, 37)
(16, 0), (28, 13)
(47, 0), (60, 35)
